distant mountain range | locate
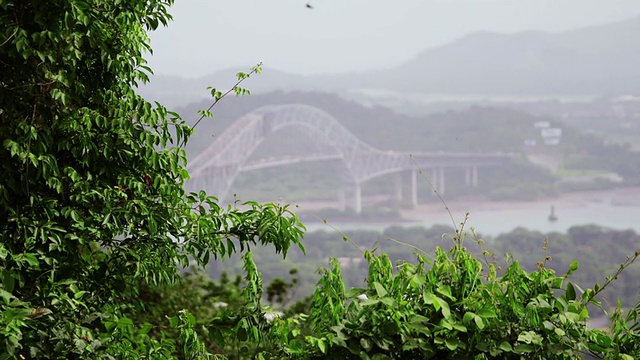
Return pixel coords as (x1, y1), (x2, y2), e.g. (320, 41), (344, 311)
(356, 15), (640, 95)
(139, 16), (640, 108)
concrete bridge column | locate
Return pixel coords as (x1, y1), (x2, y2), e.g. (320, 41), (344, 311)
(393, 172), (403, 202)
(354, 182), (362, 214)
(464, 166), (479, 188)
(411, 168), (418, 207)
(431, 168), (438, 197)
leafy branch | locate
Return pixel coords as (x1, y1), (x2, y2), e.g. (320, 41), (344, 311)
(190, 62), (263, 134)
(578, 250), (640, 312)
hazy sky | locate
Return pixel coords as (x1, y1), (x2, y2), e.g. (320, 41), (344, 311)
(147, 0), (640, 77)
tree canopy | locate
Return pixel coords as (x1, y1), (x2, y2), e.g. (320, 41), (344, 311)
(0, 0), (303, 357)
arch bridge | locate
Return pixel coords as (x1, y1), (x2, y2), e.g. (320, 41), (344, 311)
(187, 104), (514, 213)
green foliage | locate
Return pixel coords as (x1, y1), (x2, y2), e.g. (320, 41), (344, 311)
(0, 1), (304, 358)
(207, 223), (640, 321)
(3, 1), (640, 359)
(131, 224), (640, 359)
(268, 242), (640, 359)
(493, 225), (640, 308)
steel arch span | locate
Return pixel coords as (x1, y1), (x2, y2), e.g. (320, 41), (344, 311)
(186, 103), (514, 211)
(186, 104), (414, 200)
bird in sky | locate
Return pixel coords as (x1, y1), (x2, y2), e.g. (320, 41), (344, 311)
(306, 3), (314, 9)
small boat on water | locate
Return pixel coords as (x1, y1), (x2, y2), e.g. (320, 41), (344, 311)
(548, 206), (558, 222)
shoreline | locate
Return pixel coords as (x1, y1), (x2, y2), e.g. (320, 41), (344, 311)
(296, 186), (640, 235)
(296, 186), (640, 221)
(401, 186), (640, 221)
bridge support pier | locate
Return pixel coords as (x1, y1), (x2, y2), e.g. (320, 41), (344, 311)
(465, 166), (478, 188)
(393, 173), (403, 203)
(339, 181), (363, 214)
(394, 170), (419, 208)
(431, 167), (445, 196)
(354, 182), (362, 214)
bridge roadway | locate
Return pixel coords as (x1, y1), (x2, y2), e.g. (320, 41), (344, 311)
(187, 104), (516, 213)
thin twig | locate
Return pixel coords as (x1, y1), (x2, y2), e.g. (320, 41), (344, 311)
(383, 237), (433, 259)
(292, 203), (365, 256)
(410, 154), (458, 231)
(578, 250), (640, 314)
(0, 26), (18, 48)
(190, 62), (263, 132)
